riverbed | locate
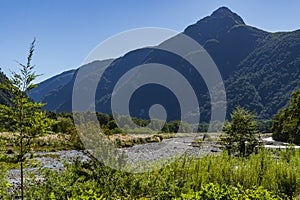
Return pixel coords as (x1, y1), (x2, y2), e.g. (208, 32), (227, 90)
(7, 135), (300, 188)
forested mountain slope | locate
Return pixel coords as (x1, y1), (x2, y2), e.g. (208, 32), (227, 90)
(28, 7), (300, 121)
(0, 69), (12, 106)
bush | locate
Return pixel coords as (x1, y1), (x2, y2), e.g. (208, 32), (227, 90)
(52, 117), (75, 134)
(221, 107), (259, 157)
(175, 183), (286, 200)
(272, 89), (300, 144)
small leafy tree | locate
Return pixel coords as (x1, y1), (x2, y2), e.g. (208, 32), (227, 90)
(272, 89), (300, 144)
(0, 39), (53, 199)
(221, 107), (259, 157)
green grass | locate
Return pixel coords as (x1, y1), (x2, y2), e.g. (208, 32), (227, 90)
(12, 148), (298, 199)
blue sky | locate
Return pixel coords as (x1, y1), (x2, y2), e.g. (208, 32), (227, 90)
(1, 0), (300, 82)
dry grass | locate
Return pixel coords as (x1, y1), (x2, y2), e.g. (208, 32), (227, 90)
(108, 133), (154, 141)
(0, 132), (70, 142)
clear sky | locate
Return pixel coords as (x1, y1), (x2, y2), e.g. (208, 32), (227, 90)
(1, 0), (300, 82)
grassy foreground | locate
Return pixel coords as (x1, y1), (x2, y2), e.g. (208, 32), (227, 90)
(1, 147), (299, 199)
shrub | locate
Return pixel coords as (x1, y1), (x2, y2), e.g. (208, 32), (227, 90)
(175, 183), (287, 200)
(272, 89), (300, 144)
(221, 107), (260, 157)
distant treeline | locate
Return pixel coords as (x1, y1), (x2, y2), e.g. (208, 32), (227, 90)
(41, 111), (273, 135)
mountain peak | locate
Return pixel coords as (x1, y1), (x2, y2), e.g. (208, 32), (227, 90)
(184, 7), (246, 43)
(210, 7), (245, 25)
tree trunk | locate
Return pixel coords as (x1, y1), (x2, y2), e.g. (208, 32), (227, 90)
(21, 161), (24, 200)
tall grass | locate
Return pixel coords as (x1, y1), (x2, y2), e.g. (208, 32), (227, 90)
(19, 148), (300, 199)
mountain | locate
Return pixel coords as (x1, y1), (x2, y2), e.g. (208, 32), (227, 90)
(29, 7), (300, 122)
(225, 30), (300, 119)
(40, 59), (114, 111)
(184, 7), (268, 79)
(29, 69), (76, 102)
(0, 69), (12, 106)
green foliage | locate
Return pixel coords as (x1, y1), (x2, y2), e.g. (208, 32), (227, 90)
(0, 69), (13, 107)
(96, 112), (194, 135)
(0, 139), (10, 200)
(52, 117), (74, 134)
(18, 149), (299, 199)
(0, 40), (54, 199)
(0, 40), (54, 156)
(67, 190), (105, 200)
(272, 89), (300, 144)
(257, 120), (272, 133)
(166, 120), (193, 133)
(42, 183), (290, 200)
(221, 107), (260, 156)
(225, 30), (300, 121)
(175, 183), (286, 200)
